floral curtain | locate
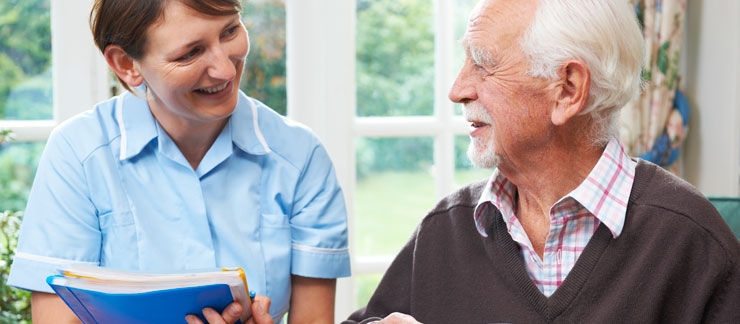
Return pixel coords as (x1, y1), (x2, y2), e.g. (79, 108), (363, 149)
(619, 0), (688, 172)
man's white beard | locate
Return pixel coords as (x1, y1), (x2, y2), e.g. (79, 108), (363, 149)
(464, 103), (500, 169)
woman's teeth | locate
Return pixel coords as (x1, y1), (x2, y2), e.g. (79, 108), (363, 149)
(197, 82), (229, 94)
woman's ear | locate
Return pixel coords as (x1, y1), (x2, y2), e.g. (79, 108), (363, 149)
(551, 60), (590, 126)
(104, 45), (144, 87)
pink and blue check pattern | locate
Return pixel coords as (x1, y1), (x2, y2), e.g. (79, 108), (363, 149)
(474, 136), (636, 297)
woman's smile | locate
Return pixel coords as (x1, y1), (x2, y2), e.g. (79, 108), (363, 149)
(193, 80), (234, 100)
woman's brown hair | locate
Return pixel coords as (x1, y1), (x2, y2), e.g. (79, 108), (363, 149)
(90, 0), (242, 92)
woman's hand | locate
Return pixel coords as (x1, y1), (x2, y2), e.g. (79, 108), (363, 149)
(185, 295), (273, 324)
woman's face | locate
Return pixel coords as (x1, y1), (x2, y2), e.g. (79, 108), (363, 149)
(134, 1), (249, 127)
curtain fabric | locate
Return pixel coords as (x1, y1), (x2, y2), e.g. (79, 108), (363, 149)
(619, 0), (688, 170)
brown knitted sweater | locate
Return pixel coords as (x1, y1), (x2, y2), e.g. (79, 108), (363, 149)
(344, 160), (740, 324)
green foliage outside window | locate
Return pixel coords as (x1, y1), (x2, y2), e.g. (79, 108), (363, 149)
(0, 130), (32, 324)
(0, 210), (31, 324)
(0, 0), (52, 120)
(356, 0), (435, 117)
(241, 0), (287, 116)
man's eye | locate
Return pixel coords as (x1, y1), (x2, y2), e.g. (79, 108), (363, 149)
(474, 63), (488, 73)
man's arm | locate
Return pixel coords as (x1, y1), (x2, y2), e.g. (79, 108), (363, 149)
(288, 275), (336, 324)
(31, 292), (81, 324)
(702, 257), (740, 323)
(342, 228), (419, 324)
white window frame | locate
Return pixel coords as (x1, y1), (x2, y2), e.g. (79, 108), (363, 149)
(0, 0), (109, 141)
(285, 0), (470, 320)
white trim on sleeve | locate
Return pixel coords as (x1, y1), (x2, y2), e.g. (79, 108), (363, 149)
(292, 244), (348, 254)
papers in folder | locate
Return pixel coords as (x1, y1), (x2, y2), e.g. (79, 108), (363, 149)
(47, 266), (252, 324)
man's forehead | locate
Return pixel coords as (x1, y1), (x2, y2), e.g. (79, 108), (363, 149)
(466, 0), (537, 28)
(462, 0), (538, 47)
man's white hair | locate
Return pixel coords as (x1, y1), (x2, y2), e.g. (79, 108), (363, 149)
(520, 0), (644, 146)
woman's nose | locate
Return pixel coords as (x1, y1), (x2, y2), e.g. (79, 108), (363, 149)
(208, 47), (237, 81)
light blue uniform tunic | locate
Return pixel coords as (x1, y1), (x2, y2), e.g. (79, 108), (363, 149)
(7, 90), (351, 322)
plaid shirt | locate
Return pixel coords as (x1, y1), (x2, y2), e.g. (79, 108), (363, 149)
(474, 136), (636, 297)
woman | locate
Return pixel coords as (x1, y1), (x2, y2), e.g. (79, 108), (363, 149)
(7, 0), (350, 323)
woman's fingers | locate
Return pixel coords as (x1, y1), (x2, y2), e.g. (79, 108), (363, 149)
(186, 303), (240, 324)
(202, 307), (227, 324)
(249, 295), (274, 324)
(221, 302), (243, 323)
(185, 314), (205, 324)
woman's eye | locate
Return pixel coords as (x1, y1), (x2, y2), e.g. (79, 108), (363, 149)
(177, 48), (201, 61)
(222, 26), (239, 38)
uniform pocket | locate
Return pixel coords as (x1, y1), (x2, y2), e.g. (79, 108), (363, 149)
(260, 213), (292, 316)
(98, 211), (139, 269)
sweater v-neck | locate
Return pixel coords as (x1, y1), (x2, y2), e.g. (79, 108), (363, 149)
(480, 159), (652, 322)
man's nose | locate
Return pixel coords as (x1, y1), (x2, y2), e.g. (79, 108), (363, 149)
(448, 68), (477, 104)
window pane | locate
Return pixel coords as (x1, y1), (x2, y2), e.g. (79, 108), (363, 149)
(0, 142), (45, 211)
(452, 0), (479, 116)
(356, 0), (435, 117)
(355, 137), (435, 257)
(355, 273), (383, 308)
(0, 0), (52, 120)
(240, 0), (286, 115)
(454, 135), (492, 187)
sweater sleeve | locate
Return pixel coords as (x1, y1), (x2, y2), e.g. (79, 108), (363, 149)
(703, 250), (740, 323)
(342, 226), (419, 324)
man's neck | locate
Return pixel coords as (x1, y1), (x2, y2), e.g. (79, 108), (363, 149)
(500, 135), (606, 257)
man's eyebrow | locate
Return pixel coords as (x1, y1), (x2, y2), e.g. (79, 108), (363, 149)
(462, 38), (495, 67)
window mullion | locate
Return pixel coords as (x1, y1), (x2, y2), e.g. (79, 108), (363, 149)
(285, 0), (357, 320)
(435, 0), (456, 198)
(52, 0), (110, 125)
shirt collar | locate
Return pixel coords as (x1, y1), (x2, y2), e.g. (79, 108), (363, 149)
(116, 92), (157, 160)
(473, 136), (636, 238)
(230, 91), (271, 155)
(116, 90), (272, 161)
(567, 136), (635, 238)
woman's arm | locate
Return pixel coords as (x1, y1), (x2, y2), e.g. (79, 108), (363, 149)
(288, 275), (336, 324)
(31, 292), (81, 324)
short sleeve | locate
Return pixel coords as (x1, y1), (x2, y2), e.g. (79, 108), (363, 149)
(289, 140), (351, 278)
(7, 129), (101, 292)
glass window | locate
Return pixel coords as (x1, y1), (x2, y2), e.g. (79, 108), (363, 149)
(355, 273), (383, 310)
(0, 0), (52, 120)
(356, 0), (435, 117)
(0, 142), (45, 211)
(355, 137), (436, 257)
(452, 0), (479, 116)
(240, 0), (287, 115)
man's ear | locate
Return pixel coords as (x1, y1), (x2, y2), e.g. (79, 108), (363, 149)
(551, 60), (590, 126)
(104, 45), (144, 87)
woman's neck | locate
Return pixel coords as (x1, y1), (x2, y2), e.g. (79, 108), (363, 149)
(147, 98), (229, 170)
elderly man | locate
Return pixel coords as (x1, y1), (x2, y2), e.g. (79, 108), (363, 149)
(344, 0), (740, 323)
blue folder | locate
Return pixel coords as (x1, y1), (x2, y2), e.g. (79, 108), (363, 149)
(47, 275), (241, 324)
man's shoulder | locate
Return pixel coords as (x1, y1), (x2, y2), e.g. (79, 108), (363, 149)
(419, 178), (488, 228)
(632, 159), (717, 218)
(630, 160), (739, 254)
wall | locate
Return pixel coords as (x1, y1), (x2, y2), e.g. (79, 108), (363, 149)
(680, 0), (740, 196)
